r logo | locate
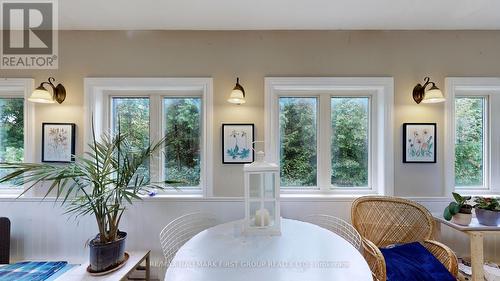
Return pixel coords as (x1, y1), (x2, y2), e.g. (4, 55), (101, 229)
(2, 2), (53, 54)
(1, 0), (58, 69)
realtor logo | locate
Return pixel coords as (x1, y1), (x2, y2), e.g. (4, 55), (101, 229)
(1, 0), (58, 69)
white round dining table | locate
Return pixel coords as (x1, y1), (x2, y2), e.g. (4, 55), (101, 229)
(165, 218), (372, 281)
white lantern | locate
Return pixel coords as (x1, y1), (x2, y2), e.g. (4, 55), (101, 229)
(243, 151), (281, 236)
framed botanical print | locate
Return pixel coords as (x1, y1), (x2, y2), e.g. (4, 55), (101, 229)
(222, 124), (255, 164)
(403, 123), (436, 163)
(42, 123), (76, 163)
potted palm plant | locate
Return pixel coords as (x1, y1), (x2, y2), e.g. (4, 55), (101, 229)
(0, 124), (175, 273)
(443, 192), (473, 226)
(474, 197), (500, 226)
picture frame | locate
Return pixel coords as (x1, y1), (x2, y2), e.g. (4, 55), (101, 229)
(403, 123), (437, 163)
(222, 124), (255, 164)
(42, 123), (76, 163)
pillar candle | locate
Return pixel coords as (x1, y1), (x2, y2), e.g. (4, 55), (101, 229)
(255, 208), (270, 227)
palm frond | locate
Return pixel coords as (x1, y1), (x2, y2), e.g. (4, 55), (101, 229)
(0, 125), (174, 243)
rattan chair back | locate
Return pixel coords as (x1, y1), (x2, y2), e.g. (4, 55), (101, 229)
(351, 196), (434, 247)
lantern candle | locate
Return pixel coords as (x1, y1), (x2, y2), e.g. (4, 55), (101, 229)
(255, 208), (270, 227)
(243, 150), (281, 236)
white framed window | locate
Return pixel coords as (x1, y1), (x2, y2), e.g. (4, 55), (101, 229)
(445, 77), (500, 195)
(0, 78), (35, 194)
(265, 77), (394, 195)
(84, 78), (213, 197)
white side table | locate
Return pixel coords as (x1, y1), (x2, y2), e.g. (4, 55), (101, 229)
(59, 250), (150, 281)
(433, 215), (500, 281)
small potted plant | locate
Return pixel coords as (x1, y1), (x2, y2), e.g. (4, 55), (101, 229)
(443, 192), (473, 226)
(474, 197), (500, 226)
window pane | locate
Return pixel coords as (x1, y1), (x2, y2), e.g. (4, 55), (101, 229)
(455, 97), (485, 187)
(279, 97), (317, 187)
(331, 97), (369, 187)
(164, 98), (201, 187)
(0, 98), (24, 186)
(112, 97), (150, 183)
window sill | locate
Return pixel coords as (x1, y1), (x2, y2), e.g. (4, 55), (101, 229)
(141, 193), (204, 200)
(0, 189), (23, 198)
(453, 188), (500, 197)
(280, 193), (374, 202)
(0, 194), (454, 204)
(280, 188), (379, 196)
(0, 193), (21, 199)
(454, 193), (500, 197)
(0, 194), (240, 203)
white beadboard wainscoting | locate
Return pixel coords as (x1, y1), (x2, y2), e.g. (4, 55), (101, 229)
(0, 196), (498, 280)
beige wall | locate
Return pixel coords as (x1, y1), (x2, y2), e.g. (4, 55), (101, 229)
(2, 30), (500, 197)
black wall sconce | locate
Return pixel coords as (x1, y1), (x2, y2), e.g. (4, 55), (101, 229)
(28, 77), (66, 104)
(227, 77), (246, 105)
(412, 77), (445, 104)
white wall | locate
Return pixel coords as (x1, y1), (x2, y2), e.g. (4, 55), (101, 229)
(0, 198), (498, 280)
(2, 30), (500, 197)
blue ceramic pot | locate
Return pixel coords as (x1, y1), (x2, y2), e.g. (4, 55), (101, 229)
(475, 208), (500, 226)
(89, 231), (127, 272)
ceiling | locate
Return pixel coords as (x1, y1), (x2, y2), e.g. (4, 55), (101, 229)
(59, 0), (500, 30)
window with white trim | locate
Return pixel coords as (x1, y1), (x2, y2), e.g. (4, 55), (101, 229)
(454, 97), (487, 189)
(265, 77), (394, 195)
(445, 77), (500, 194)
(84, 78), (213, 196)
(0, 79), (34, 192)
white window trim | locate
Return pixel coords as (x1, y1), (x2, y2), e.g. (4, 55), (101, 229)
(84, 78), (213, 197)
(445, 77), (500, 196)
(0, 78), (35, 195)
(264, 77), (394, 196)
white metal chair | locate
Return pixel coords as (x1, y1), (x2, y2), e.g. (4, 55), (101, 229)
(160, 212), (218, 267)
(301, 214), (362, 252)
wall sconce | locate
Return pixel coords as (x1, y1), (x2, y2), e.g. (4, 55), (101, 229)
(412, 77), (445, 104)
(227, 77), (246, 105)
(28, 77), (66, 104)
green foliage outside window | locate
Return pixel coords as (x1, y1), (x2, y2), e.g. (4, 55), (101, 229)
(455, 97), (484, 186)
(112, 97), (202, 187)
(164, 98), (201, 186)
(279, 97), (370, 188)
(331, 98), (369, 187)
(112, 98), (150, 183)
(279, 98), (317, 187)
(0, 98), (24, 185)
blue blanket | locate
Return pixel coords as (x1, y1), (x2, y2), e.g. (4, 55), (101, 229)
(0, 261), (68, 281)
(380, 242), (455, 281)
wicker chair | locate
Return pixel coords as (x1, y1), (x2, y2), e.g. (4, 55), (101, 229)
(301, 214), (362, 252)
(159, 212), (218, 267)
(351, 196), (458, 281)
